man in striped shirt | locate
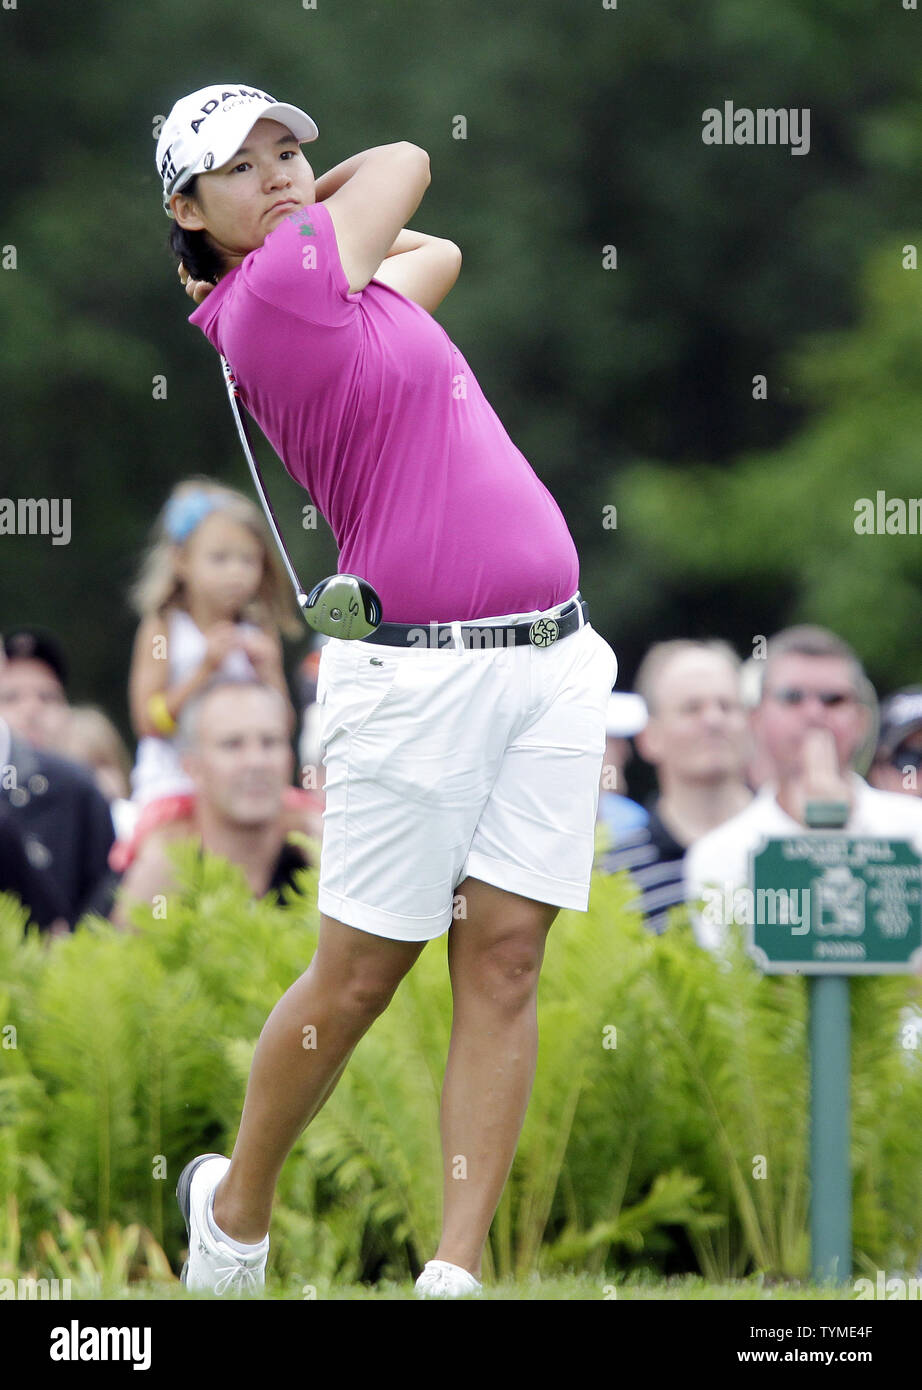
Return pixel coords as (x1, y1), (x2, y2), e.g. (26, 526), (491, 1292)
(601, 640), (752, 934)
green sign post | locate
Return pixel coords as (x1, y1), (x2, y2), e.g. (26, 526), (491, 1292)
(748, 825), (922, 1283)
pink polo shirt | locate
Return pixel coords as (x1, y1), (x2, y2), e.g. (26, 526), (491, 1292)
(189, 201), (579, 623)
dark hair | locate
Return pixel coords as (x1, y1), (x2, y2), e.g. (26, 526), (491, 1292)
(167, 175), (225, 284)
(761, 625), (867, 700)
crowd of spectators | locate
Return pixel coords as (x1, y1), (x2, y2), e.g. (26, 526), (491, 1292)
(604, 625), (922, 950)
(0, 476), (324, 934)
(4, 480), (922, 946)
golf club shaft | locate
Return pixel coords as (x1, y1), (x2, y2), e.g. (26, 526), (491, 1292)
(220, 355), (307, 608)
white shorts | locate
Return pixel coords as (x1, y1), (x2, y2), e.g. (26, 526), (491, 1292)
(315, 592), (619, 942)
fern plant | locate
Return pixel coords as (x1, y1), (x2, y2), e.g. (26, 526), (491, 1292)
(2, 855), (922, 1288)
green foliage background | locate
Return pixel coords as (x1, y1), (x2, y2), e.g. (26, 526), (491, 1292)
(2, 855), (921, 1287)
(2, 0), (922, 716)
(3, 0), (922, 1295)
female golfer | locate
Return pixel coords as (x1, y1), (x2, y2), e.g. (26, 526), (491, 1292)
(157, 83), (618, 1297)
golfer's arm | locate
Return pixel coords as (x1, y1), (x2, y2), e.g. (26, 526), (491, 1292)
(313, 146), (408, 202)
(380, 228), (444, 257)
(313, 146), (459, 308)
(371, 233), (462, 312)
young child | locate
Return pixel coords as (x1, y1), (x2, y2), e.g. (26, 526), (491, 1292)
(111, 478), (303, 871)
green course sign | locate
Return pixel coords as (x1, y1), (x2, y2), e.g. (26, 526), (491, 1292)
(748, 835), (922, 974)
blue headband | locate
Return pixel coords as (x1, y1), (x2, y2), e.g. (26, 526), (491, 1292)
(163, 490), (224, 543)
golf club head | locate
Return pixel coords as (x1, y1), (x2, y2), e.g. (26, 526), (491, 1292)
(301, 573), (382, 640)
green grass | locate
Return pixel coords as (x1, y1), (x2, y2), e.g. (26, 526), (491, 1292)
(76, 1272), (865, 1301)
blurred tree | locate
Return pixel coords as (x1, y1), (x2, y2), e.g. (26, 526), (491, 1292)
(0, 0), (920, 732)
(611, 244), (922, 695)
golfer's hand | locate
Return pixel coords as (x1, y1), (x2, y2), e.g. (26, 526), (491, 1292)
(178, 261), (213, 304)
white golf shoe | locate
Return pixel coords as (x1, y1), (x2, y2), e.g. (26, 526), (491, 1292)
(414, 1260), (482, 1298)
(176, 1153), (269, 1296)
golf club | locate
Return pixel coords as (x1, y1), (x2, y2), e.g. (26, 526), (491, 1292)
(220, 355), (382, 640)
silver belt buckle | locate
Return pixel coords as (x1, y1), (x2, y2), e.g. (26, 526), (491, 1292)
(528, 616), (560, 647)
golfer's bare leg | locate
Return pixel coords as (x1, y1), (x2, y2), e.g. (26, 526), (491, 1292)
(434, 877), (558, 1278)
(212, 915), (424, 1243)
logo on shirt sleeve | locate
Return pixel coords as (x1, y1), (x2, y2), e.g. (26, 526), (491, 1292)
(285, 213), (318, 268)
(283, 207), (316, 237)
